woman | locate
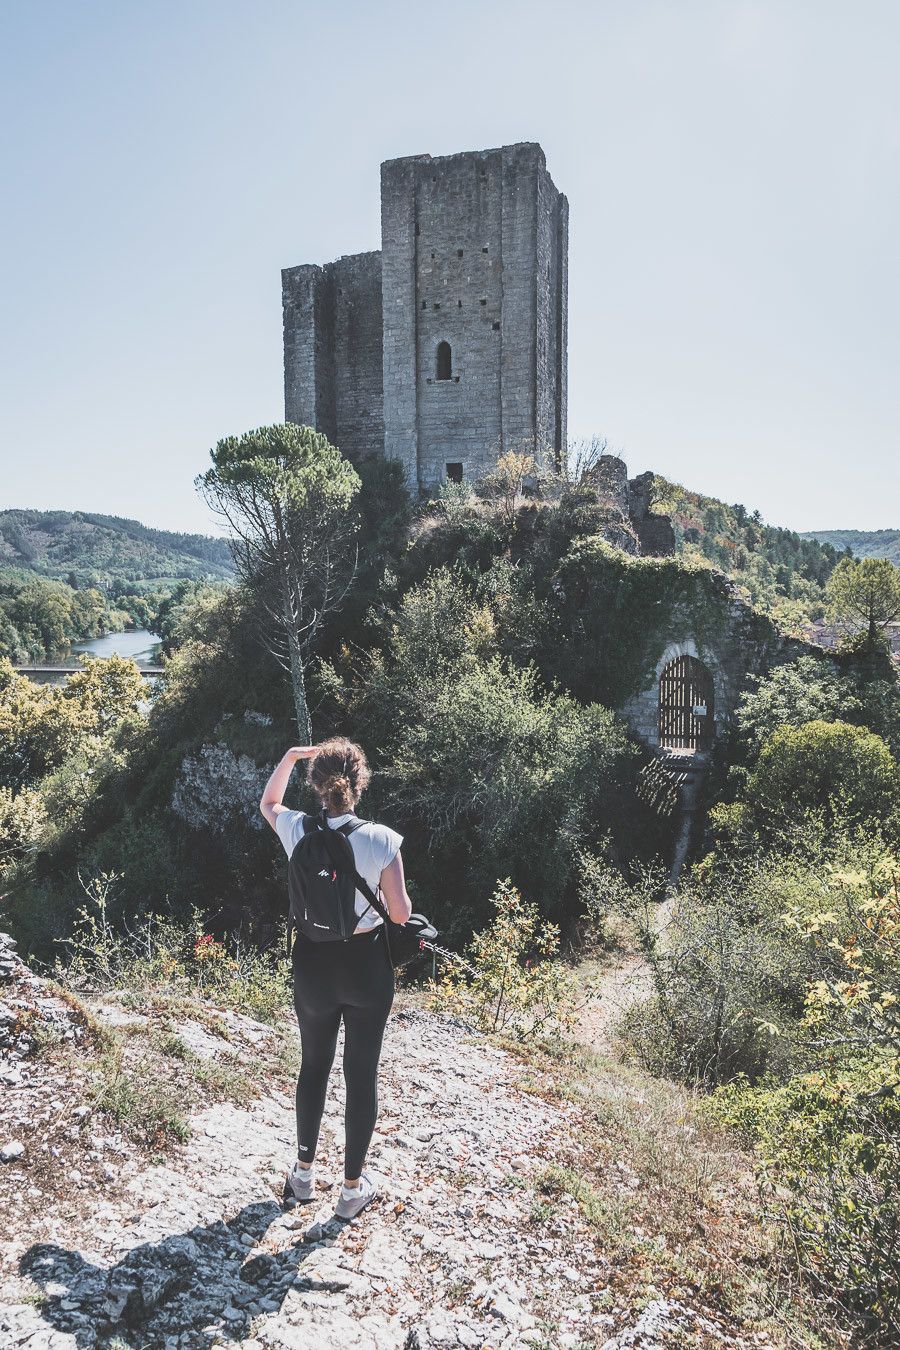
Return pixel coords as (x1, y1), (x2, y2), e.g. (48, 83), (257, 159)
(260, 737), (412, 1219)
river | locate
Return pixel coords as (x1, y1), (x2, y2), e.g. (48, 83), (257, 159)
(17, 629), (164, 683)
(70, 628), (163, 667)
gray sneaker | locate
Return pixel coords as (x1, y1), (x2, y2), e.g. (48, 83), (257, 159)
(335, 1172), (377, 1220)
(282, 1162), (315, 1208)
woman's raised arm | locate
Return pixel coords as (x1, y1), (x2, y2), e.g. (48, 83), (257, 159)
(259, 746), (317, 831)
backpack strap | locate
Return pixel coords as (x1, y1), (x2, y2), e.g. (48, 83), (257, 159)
(313, 819), (391, 926)
(336, 817), (366, 837)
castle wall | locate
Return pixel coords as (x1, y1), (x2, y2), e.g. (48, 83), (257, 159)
(282, 252), (383, 463)
(554, 192), (569, 462)
(620, 608), (817, 750)
(282, 264), (333, 437)
(381, 157), (423, 489)
(413, 147), (504, 487)
(382, 143), (568, 491)
(328, 252), (384, 462)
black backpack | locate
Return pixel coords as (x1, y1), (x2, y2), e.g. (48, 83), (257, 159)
(286, 808), (439, 967)
(287, 810), (366, 945)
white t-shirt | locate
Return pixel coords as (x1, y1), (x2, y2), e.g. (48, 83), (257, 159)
(274, 811), (403, 932)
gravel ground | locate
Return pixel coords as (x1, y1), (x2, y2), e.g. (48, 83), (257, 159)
(0, 931), (767, 1349)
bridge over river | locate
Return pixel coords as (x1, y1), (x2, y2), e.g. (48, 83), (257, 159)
(16, 664), (163, 684)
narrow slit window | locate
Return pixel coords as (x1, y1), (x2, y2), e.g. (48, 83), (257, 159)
(436, 341), (452, 381)
(446, 462), (463, 484)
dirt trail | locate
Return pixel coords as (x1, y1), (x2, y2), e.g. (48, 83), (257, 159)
(573, 952), (654, 1057)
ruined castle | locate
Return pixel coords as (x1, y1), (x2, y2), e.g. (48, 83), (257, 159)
(282, 142), (567, 493)
(281, 141), (815, 779)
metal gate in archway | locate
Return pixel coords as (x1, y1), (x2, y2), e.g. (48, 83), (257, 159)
(659, 654), (715, 751)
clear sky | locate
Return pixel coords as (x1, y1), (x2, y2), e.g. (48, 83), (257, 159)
(1, 0), (897, 536)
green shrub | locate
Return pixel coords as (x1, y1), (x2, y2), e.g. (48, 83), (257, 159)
(735, 656), (858, 753)
(703, 851), (900, 1341)
(55, 870), (289, 1024)
(428, 878), (580, 1037)
(325, 565), (670, 940)
(620, 872), (808, 1085)
(0, 785), (46, 867)
(745, 720), (899, 838)
(618, 831), (888, 1085)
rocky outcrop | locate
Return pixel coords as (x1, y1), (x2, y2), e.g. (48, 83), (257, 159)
(0, 932), (83, 1066)
(581, 458), (675, 558)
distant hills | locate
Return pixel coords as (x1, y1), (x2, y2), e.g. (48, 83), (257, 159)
(801, 529), (900, 567)
(0, 509), (234, 590)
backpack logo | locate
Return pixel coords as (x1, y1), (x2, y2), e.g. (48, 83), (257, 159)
(317, 868), (331, 878)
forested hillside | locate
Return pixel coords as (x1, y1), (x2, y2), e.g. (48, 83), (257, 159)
(653, 476), (844, 632)
(0, 509), (234, 662)
(0, 509), (234, 587)
(803, 528), (900, 566)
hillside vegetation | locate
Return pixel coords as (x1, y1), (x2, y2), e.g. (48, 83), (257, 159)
(803, 528), (900, 567)
(0, 509), (234, 663)
(653, 476), (845, 632)
(2, 437), (899, 1345)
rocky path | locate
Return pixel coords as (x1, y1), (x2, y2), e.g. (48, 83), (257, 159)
(1, 930), (611, 1350)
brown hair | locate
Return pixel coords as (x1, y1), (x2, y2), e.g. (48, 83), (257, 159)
(307, 737), (371, 815)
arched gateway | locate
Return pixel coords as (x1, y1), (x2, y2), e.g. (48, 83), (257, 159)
(659, 654), (715, 752)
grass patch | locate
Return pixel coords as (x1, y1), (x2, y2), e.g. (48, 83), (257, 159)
(533, 1163), (635, 1250)
(90, 1041), (190, 1146)
(502, 1031), (825, 1345)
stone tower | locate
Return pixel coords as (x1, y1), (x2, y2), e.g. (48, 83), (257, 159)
(282, 142), (568, 493)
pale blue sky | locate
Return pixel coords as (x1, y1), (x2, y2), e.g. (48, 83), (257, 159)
(1, 0), (897, 535)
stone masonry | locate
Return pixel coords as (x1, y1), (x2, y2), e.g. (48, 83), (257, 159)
(283, 143), (568, 494)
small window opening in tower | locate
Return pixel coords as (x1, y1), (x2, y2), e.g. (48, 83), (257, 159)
(479, 298), (487, 306)
(482, 246), (489, 253)
(492, 322), (500, 331)
(436, 341), (452, 381)
(446, 462), (464, 484)
(422, 300), (427, 310)
(457, 249), (463, 258)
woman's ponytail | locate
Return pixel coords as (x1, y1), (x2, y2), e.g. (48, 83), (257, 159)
(307, 739), (370, 814)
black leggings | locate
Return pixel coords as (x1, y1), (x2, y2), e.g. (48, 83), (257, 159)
(291, 925), (394, 1180)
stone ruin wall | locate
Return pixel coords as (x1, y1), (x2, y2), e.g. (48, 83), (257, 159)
(620, 593), (818, 752)
(585, 455), (820, 751)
